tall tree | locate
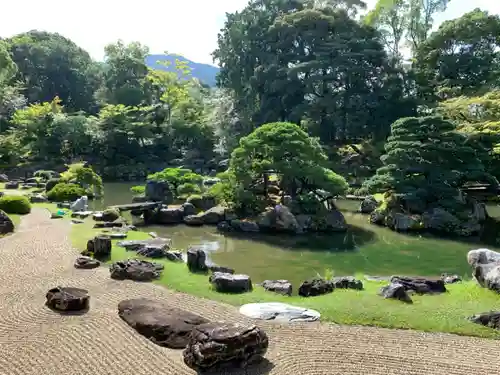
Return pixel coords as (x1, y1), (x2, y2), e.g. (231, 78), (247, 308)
(266, 8), (416, 141)
(7, 30), (100, 113)
(96, 41), (151, 107)
(213, 0), (305, 122)
(414, 9), (500, 100)
(365, 0), (450, 60)
(310, 0), (367, 17)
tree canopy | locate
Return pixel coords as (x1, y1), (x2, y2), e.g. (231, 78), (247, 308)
(363, 116), (494, 211)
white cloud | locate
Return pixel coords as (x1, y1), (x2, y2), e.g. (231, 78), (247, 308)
(0, 0), (498, 66)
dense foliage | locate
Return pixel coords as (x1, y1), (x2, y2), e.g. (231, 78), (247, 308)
(223, 122), (348, 213)
(0, 1), (499, 232)
(0, 195), (31, 214)
(363, 116), (493, 211)
(47, 183), (86, 202)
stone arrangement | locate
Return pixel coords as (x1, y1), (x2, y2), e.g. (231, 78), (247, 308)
(56, 199), (500, 371)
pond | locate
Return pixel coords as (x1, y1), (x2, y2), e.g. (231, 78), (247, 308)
(91, 182), (500, 286)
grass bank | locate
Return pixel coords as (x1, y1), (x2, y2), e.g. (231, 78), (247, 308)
(60, 210), (500, 339)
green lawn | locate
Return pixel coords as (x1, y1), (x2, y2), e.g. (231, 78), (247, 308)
(65, 212), (500, 339)
(6, 200), (497, 339)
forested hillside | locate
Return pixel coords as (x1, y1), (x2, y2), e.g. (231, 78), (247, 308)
(0, 0), (499, 187)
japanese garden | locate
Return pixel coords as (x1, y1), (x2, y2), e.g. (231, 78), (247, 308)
(2, 1), (500, 374)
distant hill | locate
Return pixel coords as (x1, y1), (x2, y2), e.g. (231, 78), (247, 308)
(145, 54), (220, 87)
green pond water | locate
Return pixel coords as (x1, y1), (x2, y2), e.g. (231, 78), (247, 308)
(91, 182), (500, 286)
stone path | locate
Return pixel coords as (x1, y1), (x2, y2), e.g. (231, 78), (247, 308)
(0, 208), (499, 375)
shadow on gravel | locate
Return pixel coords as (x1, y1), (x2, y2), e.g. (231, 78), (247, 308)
(45, 304), (90, 316)
(197, 358), (275, 375)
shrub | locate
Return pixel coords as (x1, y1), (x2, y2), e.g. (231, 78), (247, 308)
(45, 178), (61, 192)
(130, 185), (145, 195)
(177, 183), (202, 197)
(47, 183), (86, 202)
(60, 163), (103, 196)
(148, 168), (203, 190)
(0, 195), (31, 214)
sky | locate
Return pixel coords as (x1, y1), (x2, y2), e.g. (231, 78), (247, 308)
(1, 0), (499, 66)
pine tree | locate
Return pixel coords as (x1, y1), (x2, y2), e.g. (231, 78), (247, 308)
(363, 116), (493, 213)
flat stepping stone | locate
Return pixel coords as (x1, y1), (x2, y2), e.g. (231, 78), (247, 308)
(106, 232), (128, 239)
(118, 298), (209, 348)
(74, 256), (100, 269)
(239, 302), (320, 322)
(116, 238), (171, 251)
(45, 287), (90, 312)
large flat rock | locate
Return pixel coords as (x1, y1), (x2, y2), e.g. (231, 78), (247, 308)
(239, 302), (320, 322)
(118, 298), (209, 348)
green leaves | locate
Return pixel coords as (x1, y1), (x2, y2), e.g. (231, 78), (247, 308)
(414, 9), (500, 100)
(363, 116), (492, 207)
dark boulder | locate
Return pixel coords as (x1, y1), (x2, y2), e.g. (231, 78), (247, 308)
(165, 250), (183, 262)
(101, 208), (120, 222)
(186, 247), (208, 273)
(109, 259), (164, 281)
(86, 235), (112, 259)
(117, 238), (171, 252)
(181, 202), (197, 216)
(74, 256), (101, 269)
(261, 280), (292, 296)
(209, 265), (235, 274)
(469, 311), (500, 329)
(390, 276), (446, 294)
(29, 194), (48, 203)
(132, 195), (148, 203)
(145, 180), (173, 204)
(157, 208), (183, 224)
(209, 272), (252, 293)
(45, 287), (90, 312)
(136, 245), (168, 258)
(230, 219), (260, 233)
(5, 181), (19, 189)
(118, 298), (209, 348)
(93, 221), (123, 229)
(360, 196), (379, 214)
(379, 283), (413, 303)
(183, 215), (204, 226)
(183, 322), (269, 372)
(332, 276), (363, 290)
(298, 278), (334, 297)
(0, 210), (14, 235)
(198, 205), (225, 224)
(0, 174), (8, 182)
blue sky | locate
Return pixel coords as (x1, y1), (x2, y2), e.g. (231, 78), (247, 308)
(1, 0), (499, 66)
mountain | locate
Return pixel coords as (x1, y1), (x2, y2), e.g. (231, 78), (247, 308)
(145, 54), (220, 87)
